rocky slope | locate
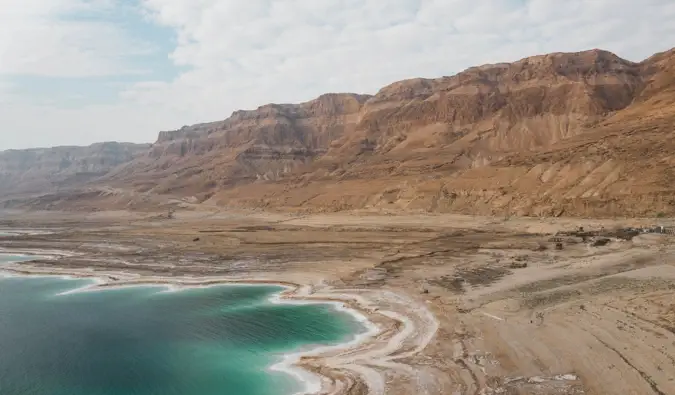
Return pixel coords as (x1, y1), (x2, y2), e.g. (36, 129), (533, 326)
(0, 142), (149, 199)
(102, 93), (372, 201)
(4, 48), (675, 217)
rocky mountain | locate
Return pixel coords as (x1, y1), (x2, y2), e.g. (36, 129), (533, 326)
(0, 142), (149, 199)
(102, 93), (372, 201)
(4, 47), (675, 217)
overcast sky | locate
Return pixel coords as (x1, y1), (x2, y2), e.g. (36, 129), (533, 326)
(1, 0), (675, 150)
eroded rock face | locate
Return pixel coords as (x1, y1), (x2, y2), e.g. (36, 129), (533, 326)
(5, 48), (675, 217)
(103, 93), (372, 198)
(0, 142), (149, 198)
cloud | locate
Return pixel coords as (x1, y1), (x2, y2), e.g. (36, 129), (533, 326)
(0, 0), (152, 77)
(3, 0), (675, 149)
(129, 0), (675, 122)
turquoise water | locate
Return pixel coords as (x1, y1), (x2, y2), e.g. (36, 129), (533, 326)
(0, 253), (35, 263)
(0, 256), (361, 395)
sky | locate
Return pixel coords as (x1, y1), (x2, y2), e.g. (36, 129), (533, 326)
(1, 0), (675, 150)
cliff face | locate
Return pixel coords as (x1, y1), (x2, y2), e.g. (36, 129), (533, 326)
(6, 48), (675, 217)
(103, 93), (372, 200)
(202, 49), (675, 217)
(0, 142), (149, 198)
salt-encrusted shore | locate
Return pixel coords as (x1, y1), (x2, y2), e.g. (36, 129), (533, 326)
(1, 250), (439, 395)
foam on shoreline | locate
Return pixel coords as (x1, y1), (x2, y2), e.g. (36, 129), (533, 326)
(267, 287), (381, 395)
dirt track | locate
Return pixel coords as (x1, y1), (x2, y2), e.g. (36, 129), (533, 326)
(1, 210), (675, 395)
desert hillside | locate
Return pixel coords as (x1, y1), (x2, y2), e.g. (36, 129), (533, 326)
(2, 48), (675, 217)
(0, 142), (149, 199)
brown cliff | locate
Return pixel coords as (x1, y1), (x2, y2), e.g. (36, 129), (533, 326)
(4, 48), (675, 217)
(205, 48), (675, 217)
(102, 93), (371, 201)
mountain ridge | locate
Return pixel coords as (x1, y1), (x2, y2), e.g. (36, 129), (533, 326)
(3, 47), (675, 217)
(0, 142), (149, 200)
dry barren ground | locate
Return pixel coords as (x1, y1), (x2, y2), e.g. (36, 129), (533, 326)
(1, 209), (675, 395)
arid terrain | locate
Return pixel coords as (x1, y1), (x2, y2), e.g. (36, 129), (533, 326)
(2, 47), (675, 218)
(2, 45), (675, 395)
(2, 209), (674, 395)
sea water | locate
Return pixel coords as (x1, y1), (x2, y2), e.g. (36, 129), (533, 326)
(0, 255), (362, 395)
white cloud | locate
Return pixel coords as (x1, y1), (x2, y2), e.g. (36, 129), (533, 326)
(121, 0), (675, 125)
(0, 0), (150, 77)
(3, 0), (675, 149)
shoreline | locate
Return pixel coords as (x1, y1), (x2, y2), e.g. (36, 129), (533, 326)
(3, 211), (675, 395)
(0, 250), (437, 395)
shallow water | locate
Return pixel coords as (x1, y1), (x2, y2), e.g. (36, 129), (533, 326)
(0, 253), (35, 264)
(0, 230), (20, 236)
(0, 263), (361, 395)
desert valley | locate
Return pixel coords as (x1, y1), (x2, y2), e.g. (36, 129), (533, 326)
(2, 47), (675, 395)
